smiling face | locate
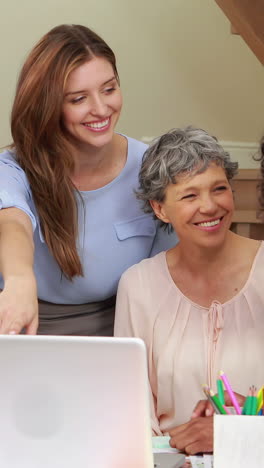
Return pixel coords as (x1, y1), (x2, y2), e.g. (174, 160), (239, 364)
(150, 163), (234, 249)
(61, 57), (123, 150)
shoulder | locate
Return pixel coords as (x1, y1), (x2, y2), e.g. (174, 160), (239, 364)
(236, 239), (264, 290)
(0, 149), (19, 166)
(123, 135), (148, 160)
(0, 149), (30, 188)
(0, 149), (27, 177)
(116, 251), (169, 334)
(237, 236), (263, 262)
(253, 240), (264, 269)
(119, 251), (167, 291)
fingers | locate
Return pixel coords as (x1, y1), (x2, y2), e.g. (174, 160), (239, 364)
(169, 417), (214, 455)
(192, 400), (206, 418)
(191, 399), (214, 418)
(184, 440), (213, 456)
(0, 315), (38, 335)
(0, 276), (38, 335)
(193, 392), (245, 419)
(0, 313), (24, 335)
(0, 303), (38, 335)
(26, 315), (38, 335)
(224, 390), (245, 407)
(169, 421), (190, 440)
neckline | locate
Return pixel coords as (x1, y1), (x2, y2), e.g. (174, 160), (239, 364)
(161, 241), (263, 310)
(77, 134), (130, 195)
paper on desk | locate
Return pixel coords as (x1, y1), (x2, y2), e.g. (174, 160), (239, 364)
(189, 454), (213, 468)
(152, 437), (213, 467)
(152, 436), (180, 453)
(203, 455), (213, 468)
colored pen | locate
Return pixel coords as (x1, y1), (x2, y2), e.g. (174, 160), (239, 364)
(219, 371), (242, 415)
(242, 387), (252, 415)
(202, 385), (221, 414)
(250, 386), (258, 415)
(246, 396), (253, 415)
(217, 378), (225, 406)
(209, 390), (227, 415)
(223, 405), (232, 415)
(257, 386), (264, 414)
(242, 395), (250, 415)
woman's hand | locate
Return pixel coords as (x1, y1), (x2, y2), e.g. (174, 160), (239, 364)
(0, 274), (38, 334)
(191, 391), (246, 418)
(169, 391), (246, 454)
(169, 416), (214, 455)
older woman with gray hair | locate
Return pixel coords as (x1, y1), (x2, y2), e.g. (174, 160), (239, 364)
(114, 126), (264, 454)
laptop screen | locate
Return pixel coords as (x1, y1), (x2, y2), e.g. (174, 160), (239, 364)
(0, 335), (154, 468)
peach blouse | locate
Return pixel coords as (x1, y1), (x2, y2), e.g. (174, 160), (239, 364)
(114, 242), (264, 435)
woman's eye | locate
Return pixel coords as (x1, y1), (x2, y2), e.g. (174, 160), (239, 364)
(215, 186), (227, 192)
(182, 194), (195, 200)
(71, 96), (85, 104)
(104, 87), (116, 94)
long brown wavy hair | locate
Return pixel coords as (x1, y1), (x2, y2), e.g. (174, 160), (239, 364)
(10, 24), (119, 279)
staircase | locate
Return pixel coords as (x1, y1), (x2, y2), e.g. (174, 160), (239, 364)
(215, 1), (264, 238)
(215, 0), (264, 65)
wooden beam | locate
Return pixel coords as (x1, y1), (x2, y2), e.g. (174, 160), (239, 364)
(230, 24), (240, 35)
(233, 169), (261, 180)
(233, 210), (262, 223)
(215, 0), (264, 65)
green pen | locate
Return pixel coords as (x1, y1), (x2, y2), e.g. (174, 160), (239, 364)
(244, 396), (252, 415)
(245, 386), (258, 415)
(242, 397), (249, 415)
(217, 379), (225, 406)
(251, 396), (258, 415)
(210, 390), (227, 414)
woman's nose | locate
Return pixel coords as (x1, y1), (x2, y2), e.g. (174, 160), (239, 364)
(90, 95), (107, 116)
(199, 196), (217, 213)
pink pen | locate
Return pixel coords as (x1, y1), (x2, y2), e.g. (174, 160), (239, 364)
(223, 405), (232, 415)
(220, 371), (242, 415)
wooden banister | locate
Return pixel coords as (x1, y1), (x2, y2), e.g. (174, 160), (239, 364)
(231, 169), (264, 239)
(215, 0), (264, 65)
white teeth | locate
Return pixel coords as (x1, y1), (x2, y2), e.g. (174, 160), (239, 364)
(197, 219), (221, 227)
(84, 118), (109, 129)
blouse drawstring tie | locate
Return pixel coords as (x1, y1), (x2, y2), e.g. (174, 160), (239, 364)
(206, 300), (224, 389)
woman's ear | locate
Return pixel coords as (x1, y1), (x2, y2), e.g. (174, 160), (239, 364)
(150, 200), (170, 224)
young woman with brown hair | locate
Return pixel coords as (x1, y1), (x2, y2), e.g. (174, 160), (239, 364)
(0, 24), (176, 336)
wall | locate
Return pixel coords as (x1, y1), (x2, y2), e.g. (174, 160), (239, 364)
(0, 0), (263, 167)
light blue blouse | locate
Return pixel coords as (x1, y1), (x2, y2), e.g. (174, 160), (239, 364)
(0, 136), (177, 303)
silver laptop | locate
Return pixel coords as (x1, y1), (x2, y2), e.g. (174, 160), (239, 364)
(0, 335), (185, 468)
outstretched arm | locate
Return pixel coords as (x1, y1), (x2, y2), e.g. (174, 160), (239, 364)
(0, 207), (38, 334)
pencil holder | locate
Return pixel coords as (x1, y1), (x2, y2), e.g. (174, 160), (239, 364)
(214, 414), (264, 468)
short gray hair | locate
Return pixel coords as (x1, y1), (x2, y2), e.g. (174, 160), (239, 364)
(137, 126), (238, 225)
